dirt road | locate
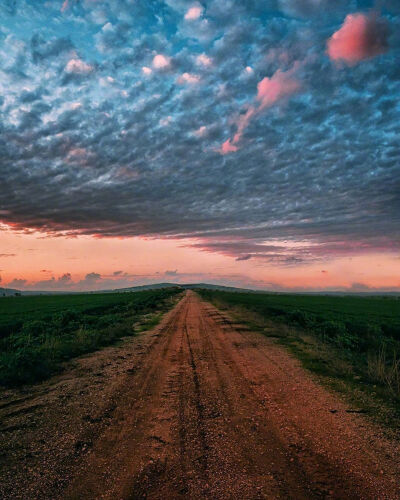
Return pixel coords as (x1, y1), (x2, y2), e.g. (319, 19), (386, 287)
(1, 291), (399, 499)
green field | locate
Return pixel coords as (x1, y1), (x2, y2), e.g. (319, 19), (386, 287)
(0, 288), (181, 386)
(0, 292), (157, 338)
(197, 290), (400, 345)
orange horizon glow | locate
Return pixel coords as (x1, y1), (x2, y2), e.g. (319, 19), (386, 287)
(0, 228), (399, 292)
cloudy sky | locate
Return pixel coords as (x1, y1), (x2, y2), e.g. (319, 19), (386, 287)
(0, 0), (399, 292)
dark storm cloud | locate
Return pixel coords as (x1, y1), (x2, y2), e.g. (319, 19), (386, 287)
(0, 0), (399, 263)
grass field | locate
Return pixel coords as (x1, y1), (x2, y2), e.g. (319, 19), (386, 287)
(0, 292), (157, 338)
(197, 290), (400, 344)
(197, 289), (400, 414)
(0, 288), (181, 386)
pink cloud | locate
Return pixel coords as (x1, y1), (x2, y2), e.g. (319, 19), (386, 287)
(194, 125), (207, 137)
(220, 65), (301, 154)
(65, 58), (93, 74)
(152, 54), (170, 69)
(177, 72), (201, 85)
(256, 68), (301, 110)
(196, 53), (212, 67)
(327, 12), (389, 65)
(67, 148), (89, 166)
(232, 106), (256, 144)
(185, 6), (203, 21)
(68, 148), (87, 158)
(220, 139), (238, 155)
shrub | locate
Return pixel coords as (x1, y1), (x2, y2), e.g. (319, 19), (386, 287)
(52, 310), (80, 330)
(21, 320), (49, 339)
(0, 348), (54, 385)
(318, 320), (347, 339)
(287, 309), (315, 328)
(357, 323), (384, 351)
(368, 346), (400, 398)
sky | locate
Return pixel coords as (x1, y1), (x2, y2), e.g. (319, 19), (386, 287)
(0, 0), (399, 292)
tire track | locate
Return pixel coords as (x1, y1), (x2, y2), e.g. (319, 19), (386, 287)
(184, 320), (209, 476)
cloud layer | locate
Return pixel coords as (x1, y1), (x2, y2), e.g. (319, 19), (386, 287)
(0, 0), (399, 267)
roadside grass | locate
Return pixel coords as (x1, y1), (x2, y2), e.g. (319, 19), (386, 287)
(0, 288), (182, 387)
(134, 312), (164, 333)
(198, 291), (400, 433)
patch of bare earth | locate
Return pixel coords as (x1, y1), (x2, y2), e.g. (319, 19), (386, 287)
(1, 291), (399, 499)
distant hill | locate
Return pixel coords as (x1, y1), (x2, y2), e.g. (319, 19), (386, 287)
(181, 283), (255, 293)
(1, 282), (399, 297)
(111, 282), (255, 293)
(112, 283), (181, 292)
(0, 287), (21, 296)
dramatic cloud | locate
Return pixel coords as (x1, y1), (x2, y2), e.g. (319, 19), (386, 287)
(327, 12), (389, 65)
(0, 0), (398, 273)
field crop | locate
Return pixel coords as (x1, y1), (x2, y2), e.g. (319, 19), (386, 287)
(0, 288), (181, 386)
(0, 292), (155, 339)
(197, 290), (400, 345)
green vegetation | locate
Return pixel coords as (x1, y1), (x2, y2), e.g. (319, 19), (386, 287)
(197, 289), (400, 423)
(0, 288), (181, 386)
(198, 290), (400, 343)
(198, 290), (399, 345)
(0, 292), (158, 339)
